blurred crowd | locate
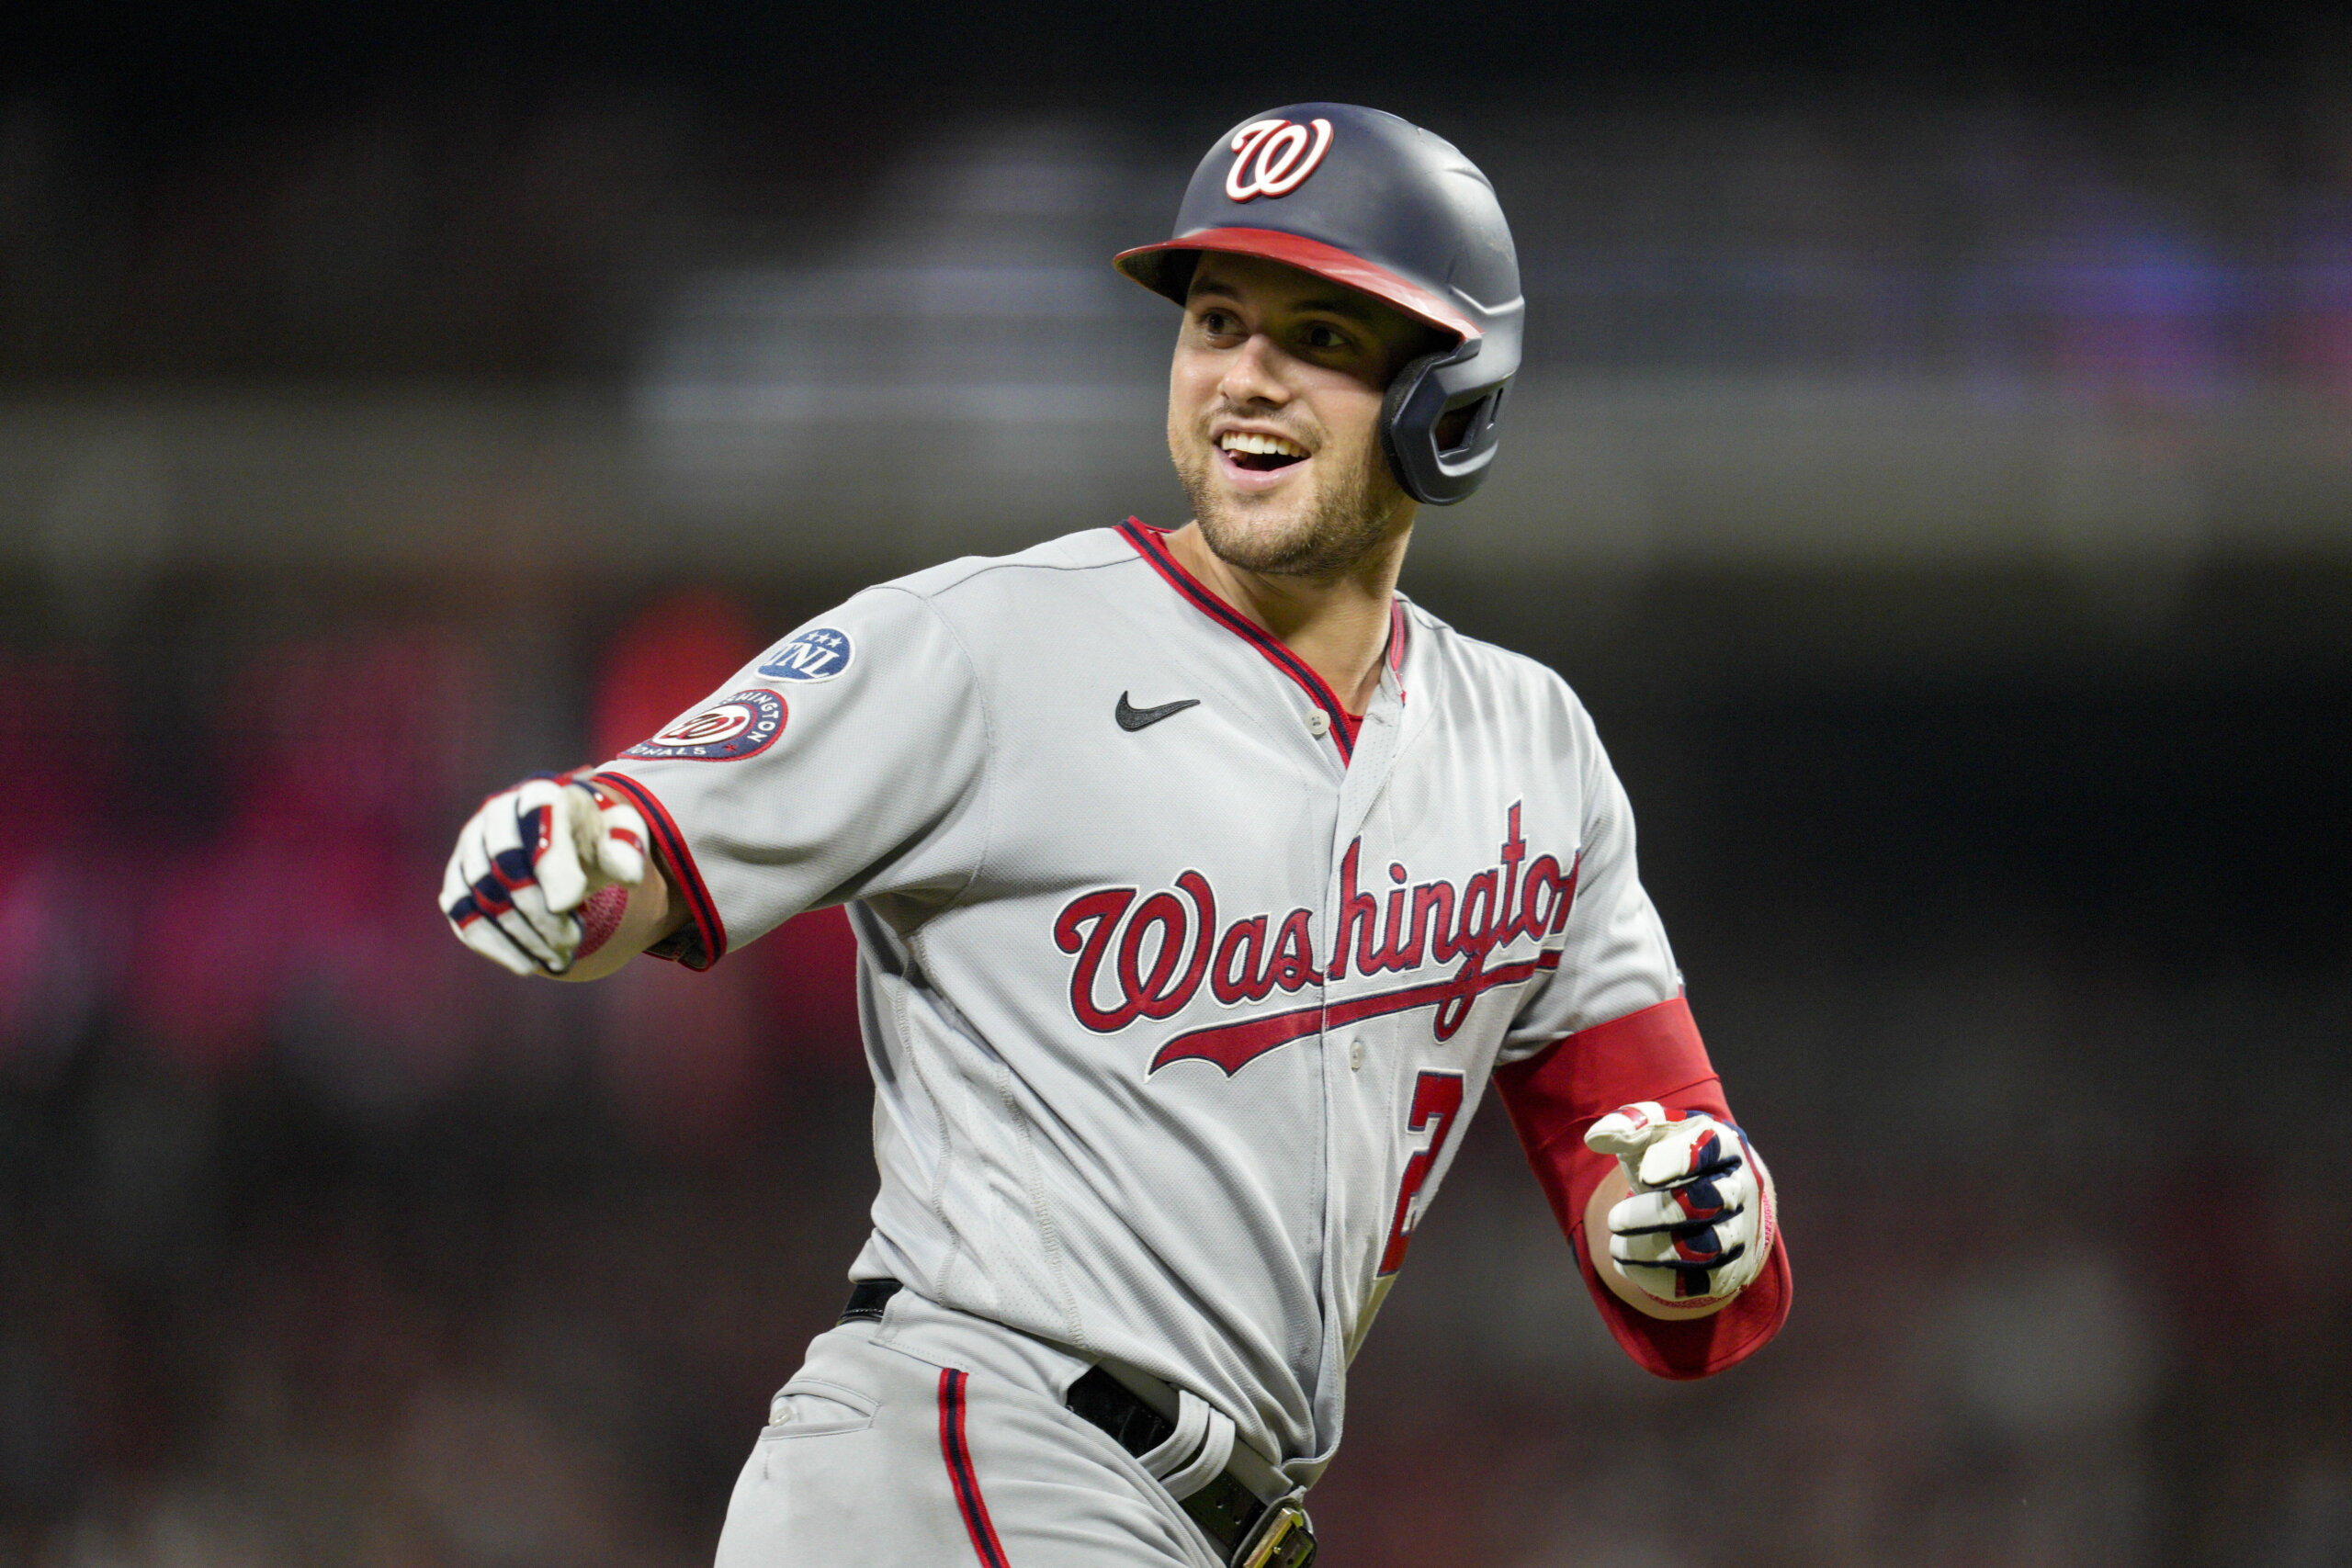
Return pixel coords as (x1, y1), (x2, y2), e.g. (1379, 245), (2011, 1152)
(0, 597), (876, 1567)
(0, 594), (865, 1114)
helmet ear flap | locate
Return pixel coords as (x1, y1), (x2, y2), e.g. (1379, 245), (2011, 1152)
(1380, 340), (1508, 505)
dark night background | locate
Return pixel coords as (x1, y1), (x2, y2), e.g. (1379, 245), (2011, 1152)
(2, 5), (2348, 1564)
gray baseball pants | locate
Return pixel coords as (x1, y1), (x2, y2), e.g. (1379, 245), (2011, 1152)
(713, 1288), (1227, 1568)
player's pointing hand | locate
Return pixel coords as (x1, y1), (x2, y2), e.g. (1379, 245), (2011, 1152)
(1586, 1101), (1778, 1309)
(440, 773), (649, 976)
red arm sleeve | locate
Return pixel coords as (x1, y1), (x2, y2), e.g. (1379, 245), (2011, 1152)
(1493, 995), (1792, 1379)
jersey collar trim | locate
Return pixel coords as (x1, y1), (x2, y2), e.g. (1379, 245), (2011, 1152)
(1119, 518), (1404, 762)
(1386, 600), (1409, 701)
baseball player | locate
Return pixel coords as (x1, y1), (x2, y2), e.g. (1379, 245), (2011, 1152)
(442, 104), (1790, 1568)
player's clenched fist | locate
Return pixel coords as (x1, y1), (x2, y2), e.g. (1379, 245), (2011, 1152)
(439, 773), (648, 976)
(1585, 1101), (1778, 1309)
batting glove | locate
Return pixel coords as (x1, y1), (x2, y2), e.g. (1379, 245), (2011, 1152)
(1585, 1101), (1777, 1309)
(439, 773), (648, 976)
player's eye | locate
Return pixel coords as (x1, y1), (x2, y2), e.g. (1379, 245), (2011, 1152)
(1300, 321), (1354, 355)
(1194, 308), (1242, 341)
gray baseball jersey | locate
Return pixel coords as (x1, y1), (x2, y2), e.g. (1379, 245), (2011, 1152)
(594, 520), (1682, 1485)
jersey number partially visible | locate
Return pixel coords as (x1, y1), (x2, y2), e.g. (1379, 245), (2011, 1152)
(1376, 1069), (1465, 1276)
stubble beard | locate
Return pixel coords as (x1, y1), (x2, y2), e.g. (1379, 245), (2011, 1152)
(1173, 420), (1413, 580)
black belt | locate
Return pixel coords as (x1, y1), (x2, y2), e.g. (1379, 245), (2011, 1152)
(840, 1280), (1314, 1567)
(841, 1277), (903, 1323)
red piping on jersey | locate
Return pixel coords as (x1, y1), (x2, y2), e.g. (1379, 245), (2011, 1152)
(1119, 519), (1363, 761)
(938, 1369), (1012, 1568)
(591, 771), (728, 970)
(1150, 946), (1562, 1077)
(1387, 599), (1408, 701)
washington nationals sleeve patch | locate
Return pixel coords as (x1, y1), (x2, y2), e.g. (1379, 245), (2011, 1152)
(757, 626), (854, 682)
(623, 688), (788, 761)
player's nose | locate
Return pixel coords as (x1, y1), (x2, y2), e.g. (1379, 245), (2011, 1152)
(1216, 332), (1293, 407)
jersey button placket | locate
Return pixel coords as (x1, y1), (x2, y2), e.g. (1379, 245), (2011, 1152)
(1305, 709), (1330, 739)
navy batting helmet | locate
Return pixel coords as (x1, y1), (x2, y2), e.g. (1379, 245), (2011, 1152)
(1115, 104), (1523, 506)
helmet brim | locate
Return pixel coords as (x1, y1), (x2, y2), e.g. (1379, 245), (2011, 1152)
(1114, 226), (1479, 344)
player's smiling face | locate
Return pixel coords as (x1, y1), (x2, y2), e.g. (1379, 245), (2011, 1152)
(1168, 252), (1443, 577)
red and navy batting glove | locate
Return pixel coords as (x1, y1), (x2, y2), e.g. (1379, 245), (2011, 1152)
(439, 772), (648, 976)
(1585, 1101), (1778, 1308)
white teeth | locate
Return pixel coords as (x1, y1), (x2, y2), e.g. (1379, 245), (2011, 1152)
(1219, 432), (1306, 458)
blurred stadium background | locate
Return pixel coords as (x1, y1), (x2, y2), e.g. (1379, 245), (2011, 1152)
(3, 4), (2350, 1564)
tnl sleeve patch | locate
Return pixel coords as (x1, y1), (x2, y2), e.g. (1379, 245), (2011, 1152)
(756, 626), (854, 682)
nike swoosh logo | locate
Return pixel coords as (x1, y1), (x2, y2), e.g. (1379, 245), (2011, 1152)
(1115, 692), (1201, 732)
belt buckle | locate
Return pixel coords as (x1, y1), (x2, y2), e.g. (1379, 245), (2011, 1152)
(1232, 1497), (1315, 1568)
